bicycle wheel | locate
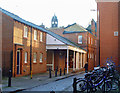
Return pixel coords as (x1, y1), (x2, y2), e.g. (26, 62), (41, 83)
(76, 80), (88, 92)
(102, 81), (112, 92)
(111, 78), (119, 90)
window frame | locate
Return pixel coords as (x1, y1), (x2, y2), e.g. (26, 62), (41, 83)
(24, 26), (28, 38)
(34, 30), (37, 40)
(24, 52), (28, 63)
(89, 37), (91, 44)
(33, 52), (37, 63)
(40, 32), (43, 42)
(78, 35), (82, 44)
(91, 38), (92, 44)
(40, 53), (43, 63)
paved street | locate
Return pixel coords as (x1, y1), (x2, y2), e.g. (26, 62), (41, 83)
(18, 73), (85, 92)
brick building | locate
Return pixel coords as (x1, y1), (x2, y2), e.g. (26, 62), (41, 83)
(96, 0), (120, 68)
(49, 16), (97, 70)
(63, 23), (97, 70)
(0, 8), (87, 77)
(1, 8), (48, 77)
(46, 32), (87, 73)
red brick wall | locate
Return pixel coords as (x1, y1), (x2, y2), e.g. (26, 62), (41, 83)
(97, 2), (119, 66)
(2, 13), (14, 76)
(13, 21), (47, 77)
(63, 32), (87, 48)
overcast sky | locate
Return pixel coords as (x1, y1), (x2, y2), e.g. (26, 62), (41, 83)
(0, 0), (97, 28)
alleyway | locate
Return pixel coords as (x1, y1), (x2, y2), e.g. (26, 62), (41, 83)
(17, 73), (84, 92)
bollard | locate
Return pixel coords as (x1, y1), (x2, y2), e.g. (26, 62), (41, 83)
(8, 70), (12, 87)
(55, 68), (57, 77)
(73, 78), (77, 93)
(64, 68), (65, 75)
(60, 68), (62, 76)
(49, 68), (52, 78)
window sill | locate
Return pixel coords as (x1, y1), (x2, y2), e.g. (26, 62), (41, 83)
(24, 62), (28, 65)
(39, 62), (43, 64)
(23, 37), (28, 39)
(34, 39), (37, 41)
(78, 43), (82, 44)
(40, 41), (43, 42)
(33, 62), (37, 64)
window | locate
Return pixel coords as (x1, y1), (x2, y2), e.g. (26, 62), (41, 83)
(78, 35), (82, 44)
(34, 30), (37, 40)
(24, 26), (28, 38)
(40, 53), (43, 63)
(92, 53), (94, 59)
(95, 40), (97, 46)
(33, 52), (37, 63)
(91, 38), (92, 44)
(95, 55), (96, 61)
(40, 32), (43, 42)
(25, 52), (27, 63)
(89, 37), (90, 44)
(90, 53), (91, 59)
(114, 31), (118, 36)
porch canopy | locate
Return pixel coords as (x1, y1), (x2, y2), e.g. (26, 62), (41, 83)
(46, 33), (87, 73)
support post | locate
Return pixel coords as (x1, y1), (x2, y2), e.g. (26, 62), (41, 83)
(81, 53), (83, 68)
(67, 49), (69, 74)
(52, 51), (54, 71)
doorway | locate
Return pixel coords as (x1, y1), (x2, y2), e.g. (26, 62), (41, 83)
(17, 50), (21, 75)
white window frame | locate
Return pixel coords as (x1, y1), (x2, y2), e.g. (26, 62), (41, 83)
(78, 35), (82, 44)
(24, 26), (28, 38)
(90, 53), (91, 59)
(33, 52), (37, 63)
(24, 52), (27, 63)
(89, 37), (90, 44)
(91, 38), (92, 44)
(40, 53), (43, 63)
(34, 30), (37, 40)
(40, 32), (43, 42)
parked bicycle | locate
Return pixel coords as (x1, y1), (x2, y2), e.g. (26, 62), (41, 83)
(73, 58), (120, 93)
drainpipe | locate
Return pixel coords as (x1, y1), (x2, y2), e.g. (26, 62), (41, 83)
(30, 27), (32, 79)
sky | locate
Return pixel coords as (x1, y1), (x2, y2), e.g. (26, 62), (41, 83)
(0, 0), (97, 28)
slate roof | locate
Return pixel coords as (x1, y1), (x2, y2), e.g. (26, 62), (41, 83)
(0, 8), (86, 51)
(64, 23), (87, 32)
(63, 23), (87, 34)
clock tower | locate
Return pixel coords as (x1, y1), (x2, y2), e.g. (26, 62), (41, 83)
(51, 14), (58, 28)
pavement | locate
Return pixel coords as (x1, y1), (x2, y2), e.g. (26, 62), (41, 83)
(1, 70), (84, 93)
